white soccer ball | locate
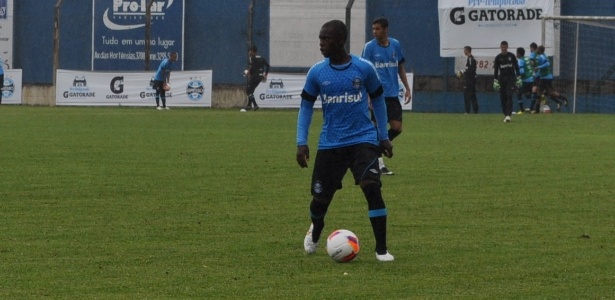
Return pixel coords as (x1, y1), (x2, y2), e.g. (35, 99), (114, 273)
(163, 83), (171, 91)
(326, 229), (360, 262)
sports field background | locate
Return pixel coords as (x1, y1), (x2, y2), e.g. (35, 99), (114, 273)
(1, 106), (614, 298)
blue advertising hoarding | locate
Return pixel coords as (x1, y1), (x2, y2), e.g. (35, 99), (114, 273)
(92, 0), (184, 71)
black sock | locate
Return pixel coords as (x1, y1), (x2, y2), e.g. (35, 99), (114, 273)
(388, 129), (401, 141)
(362, 182), (388, 253)
(309, 199), (329, 243)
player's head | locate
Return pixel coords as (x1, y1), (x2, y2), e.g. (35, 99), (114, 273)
(537, 45), (545, 54)
(463, 46), (472, 56)
(500, 41), (508, 54)
(249, 45), (258, 54)
(371, 17), (389, 40)
(530, 42), (538, 51)
(516, 47), (525, 58)
(319, 20), (348, 58)
(169, 52), (178, 61)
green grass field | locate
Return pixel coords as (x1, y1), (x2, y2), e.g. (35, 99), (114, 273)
(1, 106), (614, 299)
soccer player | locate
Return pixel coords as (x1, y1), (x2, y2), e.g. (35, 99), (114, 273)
(460, 45), (479, 114)
(515, 47), (537, 114)
(528, 42), (541, 112)
(244, 45), (270, 111)
(534, 45), (568, 112)
(361, 17), (411, 175)
(297, 20), (394, 262)
(493, 41), (521, 122)
(0, 53), (3, 105)
(153, 51), (178, 110)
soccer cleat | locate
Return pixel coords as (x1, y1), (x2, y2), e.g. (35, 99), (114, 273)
(240, 108), (247, 112)
(380, 167), (394, 175)
(504, 116), (511, 123)
(304, 224), (319, 254)
(164, 107), (170, 110)
(376, 251), (395, 262)
(156, 106), (162, 110)
(516, 110), (524, 115)
(253, 106), (260, 111)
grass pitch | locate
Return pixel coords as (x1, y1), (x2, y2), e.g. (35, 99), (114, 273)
(1, 106), (614, 299)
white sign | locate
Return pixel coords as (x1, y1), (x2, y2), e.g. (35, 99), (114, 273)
(2, 69), (22, 104)
(253, 72), (413, 110)
(438, 0), (554, 57)
(56, 69), (212, 107)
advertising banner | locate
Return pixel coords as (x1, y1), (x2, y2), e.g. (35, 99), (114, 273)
(0, 0), (13, 69)
(92, 0), (184, 71)
(253, 72), (413, 110)
(439, 0), (554, 58)
(2, 69), (22, 104)
(56, 69), (212, 107)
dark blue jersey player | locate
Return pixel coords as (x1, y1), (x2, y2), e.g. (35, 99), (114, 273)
(296, 20), (394, 262)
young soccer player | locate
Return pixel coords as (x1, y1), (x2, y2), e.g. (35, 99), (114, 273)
(297, 20), (394, 261)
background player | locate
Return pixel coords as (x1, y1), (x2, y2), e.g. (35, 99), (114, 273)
(362, 17), (411, 175)
(534, 45), (568, 112)
(243, 45), (270, 111)
(515, 47), (537, 114)
(153, 51), (178, 110)
(493, 41), (521, 122)
(297, 20), (394, 262)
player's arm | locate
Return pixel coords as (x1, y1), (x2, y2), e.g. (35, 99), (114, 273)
(397, 61), (412, 105)
(296, 94), (315, 168)
(296, 69), (318, 168)
(468, 56), (477, 74)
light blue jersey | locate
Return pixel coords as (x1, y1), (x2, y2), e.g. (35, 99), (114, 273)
(154, 58), (174, 81)
(536, 53), (553, 80)
(361, 37), (405, 98)
(297, 55), (388, 149)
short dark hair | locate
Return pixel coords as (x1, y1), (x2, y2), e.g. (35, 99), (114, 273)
(517, 47), (525, 56)
(323, 20), (348, 44)
(500, 41), (508, 46)
(530, 42), (538, 49)
(249, 45), (257, 52)
(373, 17), (389, 28)
(464, 46), (472, 52)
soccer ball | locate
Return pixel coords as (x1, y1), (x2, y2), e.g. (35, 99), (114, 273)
(163, 84), (171, 91)
(326, 229), (360, 262)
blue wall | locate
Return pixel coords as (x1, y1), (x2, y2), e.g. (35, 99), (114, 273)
(12, 0), (614, 90)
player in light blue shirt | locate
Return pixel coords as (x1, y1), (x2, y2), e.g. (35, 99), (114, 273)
(0, 54), (4, 105)
(534, 45), (568, 111)
(153, 51), (177, 110)
(297, 20), (395, 262)
(362, 17), (411, 175)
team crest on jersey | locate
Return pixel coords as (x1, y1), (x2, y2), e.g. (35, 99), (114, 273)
(352, 77), (362, 90)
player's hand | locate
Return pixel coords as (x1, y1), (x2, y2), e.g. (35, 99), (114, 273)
(296, 145), (310, 168)
(516, 77), (523, 88)
(380, 140), (393, 158)
(493, 79), (500, 91)
(403, 90), (412, 105)
(456, 70), (464, 79)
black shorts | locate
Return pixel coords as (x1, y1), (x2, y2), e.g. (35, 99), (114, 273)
(311, 143), (381, 199)
(519, 81), (533, 96)
(538, 79), (554, 95)
(385, 97), (403, 123)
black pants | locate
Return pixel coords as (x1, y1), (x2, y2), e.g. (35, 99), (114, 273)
(153, 80), (166, 108)
(463, 78), (478, 113)
(245, 76), (261, 108)
(499, 77), (516, 116)
(0, 74), (3, 104)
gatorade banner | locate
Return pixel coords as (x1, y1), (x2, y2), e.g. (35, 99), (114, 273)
(253, 72), (413, 110)
(56, 69), (211, 107)
(439, 0), (554, 57)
